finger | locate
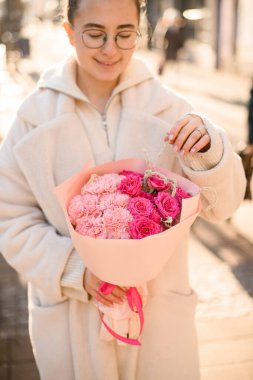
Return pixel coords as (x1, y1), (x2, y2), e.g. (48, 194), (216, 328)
(179, 128), (209, 155)
(165, 114), (204, 144)
(165, 116), (190, 143)
(112, 286), (127, 298)
(94, 291), (113, 307)
(102, 286), (126, 305)
(105, 292), (125, 305)
(189, 134), (211, 154)
(172, 119), (201, 151)
(84, 269), (103, 295)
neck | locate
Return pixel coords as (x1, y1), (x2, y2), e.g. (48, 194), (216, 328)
(77, 67), (119, 113)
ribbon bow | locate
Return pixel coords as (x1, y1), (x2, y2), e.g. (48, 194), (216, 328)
(98, 282), (144, 346)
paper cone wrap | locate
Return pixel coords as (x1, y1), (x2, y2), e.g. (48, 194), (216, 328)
(55, 158), (201, 286)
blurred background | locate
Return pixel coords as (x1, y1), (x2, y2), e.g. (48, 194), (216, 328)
(0, 1), (253, 379)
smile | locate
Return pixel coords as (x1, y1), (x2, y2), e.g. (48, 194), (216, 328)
(95, 59), (119, 66)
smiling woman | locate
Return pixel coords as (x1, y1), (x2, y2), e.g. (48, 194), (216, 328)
(0, 0), (246, 379)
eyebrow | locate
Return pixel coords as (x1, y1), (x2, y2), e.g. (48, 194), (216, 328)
(81, 23), (136, 30)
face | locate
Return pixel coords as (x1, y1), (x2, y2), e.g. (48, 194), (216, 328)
(64, 0), (139, 88)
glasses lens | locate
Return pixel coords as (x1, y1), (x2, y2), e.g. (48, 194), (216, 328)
(116, 31), (140, 49)
(81, 30), (106, 48)
(81, 30), (140, 49)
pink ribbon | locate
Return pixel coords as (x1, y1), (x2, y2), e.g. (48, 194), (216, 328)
(98, 282), (144, 346)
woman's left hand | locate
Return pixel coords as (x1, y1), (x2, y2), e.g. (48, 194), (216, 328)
(164, 114), (211, 156)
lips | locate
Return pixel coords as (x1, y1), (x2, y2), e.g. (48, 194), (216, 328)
(95, 59), (119, 66)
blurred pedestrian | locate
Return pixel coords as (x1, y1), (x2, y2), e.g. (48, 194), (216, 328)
(239, 83), (253, 199)
(0, 0), (246, 379)
(245, 84), (253, 153)
(158, 12), (186, 75)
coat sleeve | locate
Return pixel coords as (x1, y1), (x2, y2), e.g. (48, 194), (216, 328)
(179, 116), (246, 222)
(0, 118), (88, 303)
(157, 87), (246, 222)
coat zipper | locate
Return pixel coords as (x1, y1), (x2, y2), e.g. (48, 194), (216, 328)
(101, 93), (116, 148)
(102, 114), (110, 147)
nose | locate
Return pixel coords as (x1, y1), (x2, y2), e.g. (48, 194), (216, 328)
(101, 35), (118, 56)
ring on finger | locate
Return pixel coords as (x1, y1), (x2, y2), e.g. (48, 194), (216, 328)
(195, 127), (205, 138)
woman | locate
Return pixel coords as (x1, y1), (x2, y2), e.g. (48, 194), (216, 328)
(0, 0), (246, 379)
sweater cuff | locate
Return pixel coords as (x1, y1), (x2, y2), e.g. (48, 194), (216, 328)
(180, 113), (224, 171)
(61, 249), (89, 302)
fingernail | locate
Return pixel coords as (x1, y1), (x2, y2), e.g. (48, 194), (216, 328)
(173, 145), (178, 152)
(190, 148), (196, 153)
(180, 150), (185, 157)
(168, 133), (174, 141)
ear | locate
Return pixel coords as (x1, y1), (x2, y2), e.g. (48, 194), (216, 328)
(63, 22), (75, 46)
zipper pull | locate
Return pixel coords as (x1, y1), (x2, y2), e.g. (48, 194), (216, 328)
(102, 115), (110, 146)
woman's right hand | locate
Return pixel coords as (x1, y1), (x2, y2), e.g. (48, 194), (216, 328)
(83, 268), (126, 307)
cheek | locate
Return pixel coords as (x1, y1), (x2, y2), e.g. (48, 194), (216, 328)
(74, 44), (93, 65)
(121, 50), (135, 64)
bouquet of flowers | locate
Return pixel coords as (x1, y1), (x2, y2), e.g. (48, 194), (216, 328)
(55, 158), (201, 345)
(68, 169), (190, 240)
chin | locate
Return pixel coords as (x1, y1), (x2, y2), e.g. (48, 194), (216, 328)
(94, 71), (122, 83)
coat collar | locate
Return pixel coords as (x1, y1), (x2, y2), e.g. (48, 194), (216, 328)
(18, 54), (177, 126)
(37, 54), (154, 103)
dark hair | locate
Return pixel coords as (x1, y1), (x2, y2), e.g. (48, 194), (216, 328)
(65, 0), (146, 25)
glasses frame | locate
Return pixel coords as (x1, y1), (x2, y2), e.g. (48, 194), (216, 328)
(78, 29), (142, 50)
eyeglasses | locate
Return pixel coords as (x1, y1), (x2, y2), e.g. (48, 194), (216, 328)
(78, 29), (141, 50)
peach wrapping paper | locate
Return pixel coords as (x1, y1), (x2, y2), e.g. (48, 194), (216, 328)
(55, 158), (202, 287)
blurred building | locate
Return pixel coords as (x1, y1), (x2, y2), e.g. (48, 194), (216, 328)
(0, 0), (253, 76)
(147, 0), (253, 75)
(0, 0), (25, 52)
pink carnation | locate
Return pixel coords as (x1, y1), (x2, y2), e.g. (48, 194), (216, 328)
(67, 194), (100, 225)
(118, 174), (142, 197)
(129, 216), (162, 239)
(100, 193), (130, 210)
(82, 193), (100, 213)
(81, 173), (123, 195)
(128, 197), (155, 218)
(103, 207), (133, 239)
(76, 216), (107, 238)
(154, 192), (180, 219)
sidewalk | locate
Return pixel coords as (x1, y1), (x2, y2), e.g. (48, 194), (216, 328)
(190, 216), (253, 380)
(1, 32), (253, 379)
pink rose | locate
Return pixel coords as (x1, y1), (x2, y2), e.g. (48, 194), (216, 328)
(129, 216), (162, 239)
(139, 191), (154, 201)
(150, 209), (162, 224)
(154, 192), (180, 219)
(146, 173), (170, 192)
(127, 196), (155, 218)
(119, 170), (143, 179)
(175, 187), (191, 204)
(118, 174), (142, 197)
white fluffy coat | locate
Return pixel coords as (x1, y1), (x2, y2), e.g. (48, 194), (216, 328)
(0, 56), (246, 380)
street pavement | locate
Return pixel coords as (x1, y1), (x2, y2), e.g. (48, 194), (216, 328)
(0, 23), (253, 380)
